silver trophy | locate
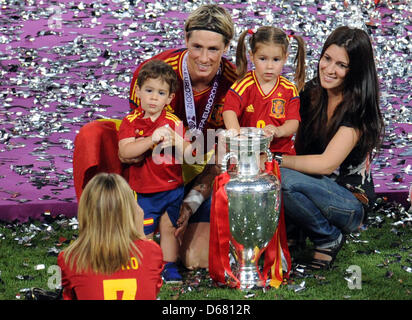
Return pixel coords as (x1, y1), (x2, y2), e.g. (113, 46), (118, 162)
(221, 127), (281, 290)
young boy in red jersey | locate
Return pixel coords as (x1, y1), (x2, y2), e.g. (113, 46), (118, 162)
(119, 60), (191, 283)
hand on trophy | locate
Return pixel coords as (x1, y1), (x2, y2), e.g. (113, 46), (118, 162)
(225, 128), (240, 137)
(262, 124), (281, 139)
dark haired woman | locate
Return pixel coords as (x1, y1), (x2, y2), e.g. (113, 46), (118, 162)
(277, 26), (384, 269)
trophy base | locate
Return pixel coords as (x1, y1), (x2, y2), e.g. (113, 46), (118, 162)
(235, 266), (266, 291)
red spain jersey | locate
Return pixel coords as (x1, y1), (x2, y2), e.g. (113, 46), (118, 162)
(223, 71), (300, 155)
(130, 49), (237, 134)
(58, 239), (163, 300)
(118, 108), (185, 193)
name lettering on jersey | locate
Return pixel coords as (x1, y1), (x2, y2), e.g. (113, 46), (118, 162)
(246, 104), (254, 113)
(270, 99), (286, 119)
(126, 109), (143, 123)
(121, 257), (139, 271)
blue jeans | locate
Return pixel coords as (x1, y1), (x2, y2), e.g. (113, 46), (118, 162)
(280, 168), (364, 247)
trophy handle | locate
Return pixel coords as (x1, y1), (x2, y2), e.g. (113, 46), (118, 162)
(264, 148), (273, 162)
(221, 152), (238, 173)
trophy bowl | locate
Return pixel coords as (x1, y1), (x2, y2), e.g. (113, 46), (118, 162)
(222, 128), (281, 290)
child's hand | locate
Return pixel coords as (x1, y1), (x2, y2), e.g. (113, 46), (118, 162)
(263, 125), (282, 138)
(225, 128), (239, 137)
(151, 125), (173, 144)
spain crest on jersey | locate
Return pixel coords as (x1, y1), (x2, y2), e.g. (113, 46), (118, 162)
(208, 103), (224, 127)
(270, 99), (286, 119)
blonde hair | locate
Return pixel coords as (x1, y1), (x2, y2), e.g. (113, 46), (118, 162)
(63, 173), (145, 275)
(184, 4), (234, 46)
(236, 26), (306, 92)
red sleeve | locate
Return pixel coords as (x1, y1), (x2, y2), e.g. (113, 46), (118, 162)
(118, 110), (143, 140)
(222, 89), (242, 116)
(285, 96), (301, 122)
(57, 252), (76, 300)
(137, 239), (164, 298)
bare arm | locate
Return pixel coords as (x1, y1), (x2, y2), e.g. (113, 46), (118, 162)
(223, 110), (240, 133)
(263, 119), (299, 138)
(118, 126), (172, 160)
(118, 136), (155, 160)
(282, 126), (359, 175)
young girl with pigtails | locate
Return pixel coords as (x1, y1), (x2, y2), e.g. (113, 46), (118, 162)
(223, 26), (306, 156)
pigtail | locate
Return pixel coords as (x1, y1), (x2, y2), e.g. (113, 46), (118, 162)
(290, 34), (306, 92)
(235, 30), (250, 79)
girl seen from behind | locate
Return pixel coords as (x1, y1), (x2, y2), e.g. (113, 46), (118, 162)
(58, 173), (163, 300)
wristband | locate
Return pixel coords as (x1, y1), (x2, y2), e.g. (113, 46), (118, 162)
(183, 189), (205, 215)
(274, 154), (283, 167)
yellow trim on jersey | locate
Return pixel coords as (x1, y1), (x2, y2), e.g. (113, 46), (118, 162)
(253, 71), (280, 99)
(231, 72), (253, 93)
(125, 109), (142, 123)
(279, 76), (294, 86)
(279, 76), (298, 96)
(165, 112), (181, 126)
(164, 54), (180, 72)
(131, 81), (139, 103)
(164, 55), (180, 63)
(157, 50), (183, 74)
(177, 50), (186, 80)
(167, 61), (179, 70)
(97, 118), (123, 131)
(238, 79), (255, 96)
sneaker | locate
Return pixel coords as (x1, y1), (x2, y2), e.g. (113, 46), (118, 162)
(162, 262), (183, 283)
